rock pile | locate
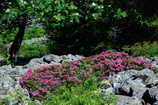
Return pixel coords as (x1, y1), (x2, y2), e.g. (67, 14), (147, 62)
(102, 69), (158, 105)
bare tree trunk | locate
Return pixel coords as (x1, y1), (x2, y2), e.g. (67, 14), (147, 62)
(8, 14), (27, 65)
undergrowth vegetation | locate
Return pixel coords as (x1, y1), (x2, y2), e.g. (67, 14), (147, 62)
(19, 43), (50, 57)
(122, 41), (158, 57)
(43, 75), (117, 105)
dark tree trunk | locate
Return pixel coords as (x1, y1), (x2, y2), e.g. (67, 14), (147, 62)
(8, 14), (27, 65)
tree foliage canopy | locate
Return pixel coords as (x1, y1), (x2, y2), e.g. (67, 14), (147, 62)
(0, 0), (158, 59)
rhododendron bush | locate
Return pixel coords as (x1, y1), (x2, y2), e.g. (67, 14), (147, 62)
(20, 51), (151, 98)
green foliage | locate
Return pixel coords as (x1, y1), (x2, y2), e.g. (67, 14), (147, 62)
(0, 28), (18, 44)
(114, 8), (128, 19)
(0, 0), (157, 59)
(0, 26), (45, 44)
(144, 17), (158, 27)
(24, 26), (46, 40)
(122, 41), (158, 57)
(0, 43), (7, 58)
(46, 0), (148, 56)
(19, 43), (50, 57)
(43, 75), (117, 105)
(0, 91), (35, 105)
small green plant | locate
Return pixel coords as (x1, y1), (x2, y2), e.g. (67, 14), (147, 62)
(122, 41), (158, 57)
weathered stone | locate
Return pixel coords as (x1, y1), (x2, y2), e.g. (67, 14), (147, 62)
(107, 69), (158, 104)
(24, 58), (47, 69)
(109, 70), (148, 97)
(148, 88), (158, 101)
(116, 95), (144, 105)
(101, 88), (114, 94)
(43, 54), (62, 63)
(129, 79), (147, 98)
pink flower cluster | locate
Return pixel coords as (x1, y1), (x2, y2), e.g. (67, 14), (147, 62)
(19, 51), (152, 98)
(19, 65), (82, 98)
(70, 51), (151, 73)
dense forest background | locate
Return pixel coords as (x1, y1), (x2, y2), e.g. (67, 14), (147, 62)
(0, 0), (158, 62)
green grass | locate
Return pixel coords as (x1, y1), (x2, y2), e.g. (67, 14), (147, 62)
(43, 75), (117, 105)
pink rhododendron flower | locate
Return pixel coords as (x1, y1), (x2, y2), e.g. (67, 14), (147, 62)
(136, 57), (143, 65)
(72, 60), (81, 65)
(32, 92), (40, 96)
(24, 69), (34, 79)
(115, 58), (123, 63)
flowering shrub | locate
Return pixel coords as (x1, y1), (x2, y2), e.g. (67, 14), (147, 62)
(20, 51), (152, 98)
(80, 51), (151, 71)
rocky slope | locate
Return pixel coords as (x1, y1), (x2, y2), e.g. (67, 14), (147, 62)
(0, 55), (158, 105)
(0, 54), (83, 104)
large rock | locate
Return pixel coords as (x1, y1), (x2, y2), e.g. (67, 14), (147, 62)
(109, 69), (152, 98)
(142, 88), (158, 105)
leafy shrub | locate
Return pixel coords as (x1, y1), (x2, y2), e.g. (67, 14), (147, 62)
(122, 41), (158, 57)
(43, 75), (117, 105)
(20, 51), (151, 98)
(19, 43), (50, 57)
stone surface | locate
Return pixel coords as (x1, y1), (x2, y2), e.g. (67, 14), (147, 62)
(116, 95), (144, 105)
(102, 69), (158, 105)
(148, 88), (158, 101)
(43, 54), (62, 63)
